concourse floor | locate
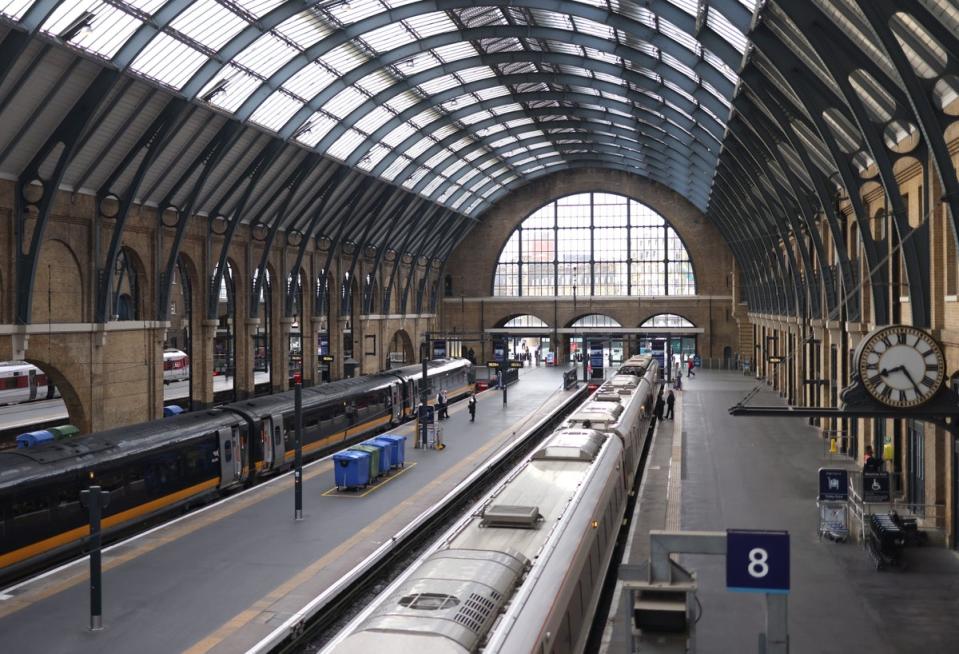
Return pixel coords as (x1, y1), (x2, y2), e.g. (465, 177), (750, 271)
(675, 370), (959, 653)
(0, 364), (574, 654)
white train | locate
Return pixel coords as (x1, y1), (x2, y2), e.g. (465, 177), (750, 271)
(163, 348), (190, 384)
(328, 355), (659, 654)
(0, 362), (58, 405)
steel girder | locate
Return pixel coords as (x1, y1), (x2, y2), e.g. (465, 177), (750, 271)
(94, 98), (189, 323)
(381, 203), (440, 314)
(362, 195), (415, 314)
(740, 61), (890, 325)
(409, 214), (461, 313)
(13, 67), (118, 324)
(779, 3), (931, 328)
(859, 0), (959, 260)
(340, 187), (397, 315)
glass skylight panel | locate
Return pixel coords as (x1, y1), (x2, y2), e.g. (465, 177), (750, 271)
(424, 150), (453, 169)
(660, 52), (698, 81)
(422, 177), (444, 196)
(235, 0), (287, 18)
(132, 33), (208, 89)
(250, 90), (305, 132)
(475, 124), (504, 138)
(381, 122), (417, 148)
(406, 136), (435, 159)
(500, 174), (518, 186)
(322, 42), (368, 75)
(283, 63), (338, 100)
(544, 40), (583, 56)
(663, 78), (697, 104)
(201, 67), (267, 111)
(434, 124), (457, 140)
(450, 194), (469, 210)
(490, 103), (524, 116)
(706, 7), (748, 54)
(418, 73), (460, 96)
(0, 0), (34, 20)
(440, 158), (467, 177)
(572, 16), (615, 40)
(468, 176), (489, 193)
(358, 143), (392, 170)
(659, 17), (702, 55)
(233, 33), (300, 78)
(529, 9), (573, 30)
(701, 80), (730, 107)
(323, 86), (369, 119)
(293, 112), (338, 147)
(505, 118), (534, 129)
(362, 21), (413, 53)
(433, 42), (479, 63)
(475, 86), (511, 101)
(609, 0), (657, 27)
(405, 12), (458, 38)
(489, 135), (518, 149)
(513, 156), (535, 167)
(354, 105), (395, 133)
(126, 0), (167, 13)
(595, 71), (627, 86)
(584, 48), (621, 66)
(401, 167), (429, 188)
(386, 90), (424, 114)
(460, 169), (480, 184)
(382, 154), (413, 181)
(481, 185), (502, 198)
(276, 12), (334, 49)
(478, 158), (499, 171)
(170, 0), (248, 51)
(327, 0), (387, 26)
(702, 49), (738, 85)
(410, 107), (443, 129)
(458, 67), (497, 84)
(459, 110), (492, 125)
(356, 68), (397, 96)
(42, 3), (143, 60)
(328, 128), (367, 160)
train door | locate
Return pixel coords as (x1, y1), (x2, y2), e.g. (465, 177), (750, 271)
(271, 414), (284, 468)
(217, 428), (241, 488)
(260, 418), (274, 471)
(27, 368), (38, 401)
(390, 383), (402, 423)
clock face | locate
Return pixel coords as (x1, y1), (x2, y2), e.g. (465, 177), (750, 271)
(858, 325), (944, 408)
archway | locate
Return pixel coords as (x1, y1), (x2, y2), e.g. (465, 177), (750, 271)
(387, 329), (415, 369)
(342, 274), (361, 377)
(214, 261), (237, 401)
(32, 239), (83, 323)
(565, 313), (624, 369)
(163, 253), (195, 406)
(23, 357), (89, 434)
(493, 314), (552, 365)
(637, 313), (699, 378)
(112, 247), (143, 321)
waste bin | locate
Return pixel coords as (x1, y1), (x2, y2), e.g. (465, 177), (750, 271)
(349, 444), (380, 480)
(333, 450), (370, 490)
(163, 405), (185, 417)
(48, 425), (79, 440)
(376, 434), (406, 468)
(16, 430), (55, 448)
(369, 437), (398, 470)
(364, 439), (392, 476)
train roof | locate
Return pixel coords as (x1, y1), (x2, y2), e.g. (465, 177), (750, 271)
(0, 409), (239, 493)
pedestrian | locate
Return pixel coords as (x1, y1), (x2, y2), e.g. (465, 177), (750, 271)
(673, 374), (683, 391)
(654, 394), (665, 421)
(687, 357), (696, 377)
(441, 389), (449, 419)
(863, 445), (882, 473)
(665, 390), (675, 420)
(468, 392), (477, 422)
(436, 390), (446, 420)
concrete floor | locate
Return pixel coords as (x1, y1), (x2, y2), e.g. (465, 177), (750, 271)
(679, 370), (959, 654)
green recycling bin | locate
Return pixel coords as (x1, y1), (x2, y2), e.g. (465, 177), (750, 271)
(349, 444), (380, 480)
(48, 425), (79, 440)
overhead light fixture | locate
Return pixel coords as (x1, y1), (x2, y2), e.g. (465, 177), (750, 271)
(58, 11), (95, 42)
(201, 79), (228, 103)
(293, 119), (315, 139)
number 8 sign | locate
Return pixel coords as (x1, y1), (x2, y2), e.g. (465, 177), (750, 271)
(726, 530), (790, 594)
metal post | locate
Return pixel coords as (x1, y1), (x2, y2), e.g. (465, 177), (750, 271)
(80, 485), (109, 631)
(764, 594), (789, 654)
(502, 371), (507, 405)
(294, 382), (303, 521)
(420, 335), (429, 448)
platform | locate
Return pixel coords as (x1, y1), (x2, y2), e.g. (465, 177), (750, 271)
(606, 369), (959, 653)
(0, 365), (576, 654)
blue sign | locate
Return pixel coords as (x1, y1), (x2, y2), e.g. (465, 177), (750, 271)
(693, 355), (701, 367)
(418, 405), (435, 425)
(726, 530), (789, 594)
(818, 468), (848, 501)
(493, 337), (507, 365)
(432, 339), (447, 359)
(589, 340), (604, 369)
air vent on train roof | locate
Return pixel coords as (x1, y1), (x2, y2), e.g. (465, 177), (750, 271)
(481, 504), (542, 528)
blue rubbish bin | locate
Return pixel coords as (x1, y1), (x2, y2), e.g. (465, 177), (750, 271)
(16, 430), (55, 448)
(376, 434), (406, 468)
(163, 405), (185, 417)
(370, 437), (399, 469)
(333, 450), (370, 490)
(363, 439), (392, 476)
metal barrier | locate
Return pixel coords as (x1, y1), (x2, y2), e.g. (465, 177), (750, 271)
(563, 368), (578, 390)
(846, 471), (945, 543)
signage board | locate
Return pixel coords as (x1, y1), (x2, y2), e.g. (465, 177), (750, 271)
(589, 340), (604, 370)
(319, 354), (335, 363)
(726, 530), (789, 594)
(493, 337), (507, 365)
(508, 360), (523, 369)
(693, 355), (701, 367)
(486, 361), (501, 369)
(818, 468), (849, 501)
(432, 339), (447, 359)
(767, 356), (784, 364)
(317, 333), (330, 356)
(862, 471), (891, 503)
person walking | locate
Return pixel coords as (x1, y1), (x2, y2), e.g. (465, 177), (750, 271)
(687, 357), (696, 377)
(468, 392), (477, 422)
(665, 390), (675, 420)
(654, 394), (665, 422)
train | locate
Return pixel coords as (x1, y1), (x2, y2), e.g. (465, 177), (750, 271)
(327, 354), (659, 654)
(0, 362), (58, 406)
(162, 348), (190, 384)
(0, 359), (473, 585)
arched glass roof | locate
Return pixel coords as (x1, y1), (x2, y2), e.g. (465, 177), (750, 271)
(0, 0), (757, 216)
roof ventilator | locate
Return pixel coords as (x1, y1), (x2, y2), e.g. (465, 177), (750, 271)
(481, 504), (542, 529)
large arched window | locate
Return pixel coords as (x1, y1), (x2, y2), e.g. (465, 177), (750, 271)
(493, 193), (695, 297)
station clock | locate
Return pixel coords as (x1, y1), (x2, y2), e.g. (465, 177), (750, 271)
(856, 325), (945, 408)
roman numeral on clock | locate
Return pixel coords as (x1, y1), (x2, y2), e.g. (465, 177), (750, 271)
(898, 390), (907, 403)
(868, 373), (884, 387)
(879, 385), (893, 401)
(921, 376), (936, 388)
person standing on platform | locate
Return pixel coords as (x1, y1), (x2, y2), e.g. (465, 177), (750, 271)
(863, 445), (882, 473)
(687, 357), (696, 377)
(654, 394), (665, 422)
(468, 392), (477, 422)
(665, 390), (675, 420)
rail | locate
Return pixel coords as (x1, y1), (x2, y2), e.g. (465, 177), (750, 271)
(247, 381), (590, 654)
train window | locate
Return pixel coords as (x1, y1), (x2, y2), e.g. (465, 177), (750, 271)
(11, 496), (49, 519)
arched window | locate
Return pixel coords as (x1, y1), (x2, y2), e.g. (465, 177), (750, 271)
(503, 315), (549, 328)
(493, 192), (695, 297)
(641, 313), (695, 328)
(571, 314), (621, 328)
(113, 248), (139, 320)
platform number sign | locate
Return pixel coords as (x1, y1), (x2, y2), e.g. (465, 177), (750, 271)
(726, 530), (789, 594)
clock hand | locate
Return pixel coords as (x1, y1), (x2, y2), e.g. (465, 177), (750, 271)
(900, 366), (922, 394)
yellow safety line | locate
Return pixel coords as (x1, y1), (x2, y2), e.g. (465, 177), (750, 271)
(320, 462), (419, 498)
